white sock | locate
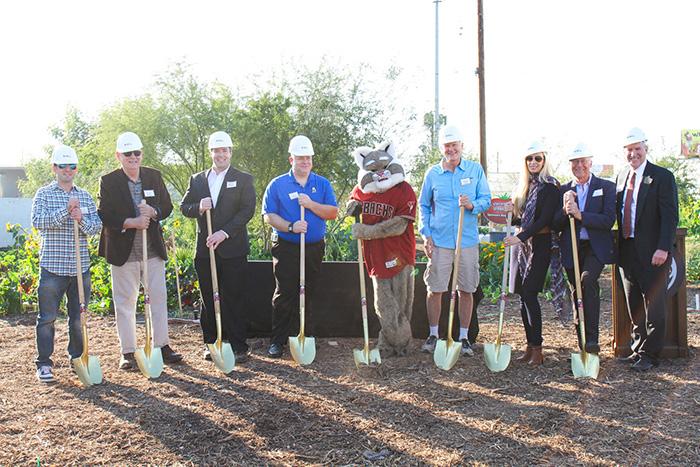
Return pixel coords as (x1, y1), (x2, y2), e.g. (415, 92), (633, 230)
(459, 327), (469, 340)
(429, 326), (439, 337)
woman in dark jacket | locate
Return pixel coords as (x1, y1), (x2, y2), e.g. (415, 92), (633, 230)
(504, 141), (561, 366)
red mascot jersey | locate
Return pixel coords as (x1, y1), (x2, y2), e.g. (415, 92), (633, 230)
(351, 182), (417, 279)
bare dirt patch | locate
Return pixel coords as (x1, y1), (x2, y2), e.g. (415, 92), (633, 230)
(1, 289), (698, 465)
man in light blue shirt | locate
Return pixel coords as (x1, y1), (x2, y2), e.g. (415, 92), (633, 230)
(418, 125), (491, 356)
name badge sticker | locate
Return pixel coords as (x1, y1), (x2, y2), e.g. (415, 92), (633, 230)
(460, 178), (471, 186)
(288, 191), (299, 200)
(227, 181), (237, 188)
(144, 189), (155, 198)
(592, 188), (603, 197)
(385, 258), (398, 269)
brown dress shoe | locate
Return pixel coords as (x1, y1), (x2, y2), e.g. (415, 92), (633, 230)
(528, 346), (544, 366)
(161, 345), (183, 364)
(516, 345), (532, 362)
(119, 352), (136, 370)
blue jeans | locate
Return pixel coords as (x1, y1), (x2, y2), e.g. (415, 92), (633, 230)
(35, 267), (91, 368)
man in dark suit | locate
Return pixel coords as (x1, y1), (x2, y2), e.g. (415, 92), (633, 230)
(553, 143), (616, 355)
(180, 131), (256, 362)
(98, 131), (182, 369)
(616, 128), (678, 372)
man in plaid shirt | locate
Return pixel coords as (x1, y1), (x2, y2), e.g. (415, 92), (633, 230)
(31, 145), (102, 383)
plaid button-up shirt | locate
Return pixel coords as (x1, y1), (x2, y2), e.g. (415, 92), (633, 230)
(31, 181), (102, 276)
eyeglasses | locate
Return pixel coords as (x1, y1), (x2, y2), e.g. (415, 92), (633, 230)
(526, 155), (544, 163)
(122, 150), (142, 158)
(55, 164), (77, 170)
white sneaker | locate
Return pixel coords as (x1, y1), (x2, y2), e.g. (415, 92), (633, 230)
(460, 339), (474, 357)
(36, 365), (55, 383)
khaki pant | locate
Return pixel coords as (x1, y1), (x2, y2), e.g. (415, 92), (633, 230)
(111, 257), (170, 353)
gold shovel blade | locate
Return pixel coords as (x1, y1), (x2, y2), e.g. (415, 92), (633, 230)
(135, 347), (163, 379)
(289, 335), (316, 365)
(483, 342), (511, 373)
(353, 348), (382, 368)
(433, 339), (461, 371)
(208, 341), (235, 374)
(571, 351), (600, 379)
(72, 354), (103, 387)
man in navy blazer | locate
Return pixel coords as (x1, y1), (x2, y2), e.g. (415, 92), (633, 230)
(553, 143), (616, 354)
(616, 128), (678, 372)
(180, 131), (256, 363)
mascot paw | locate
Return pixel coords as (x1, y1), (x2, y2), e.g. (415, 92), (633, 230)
(351, 222), (368, 240)
(345, 199), (362, 219)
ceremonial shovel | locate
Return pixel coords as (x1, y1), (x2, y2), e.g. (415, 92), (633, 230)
(569, 216), (600, 379)
(289, 206), (316, 365)
(433, 206), (465, 371)
(352, 213), (381, 368)
(483, 212), (513, 372)
(70, 219), (103, 387)
(205, 209), (235, 374)
(134, 201), (164, 378)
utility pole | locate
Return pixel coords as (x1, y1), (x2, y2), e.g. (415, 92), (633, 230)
(433, 0), (442, 149)
(477, 0), (487, 174)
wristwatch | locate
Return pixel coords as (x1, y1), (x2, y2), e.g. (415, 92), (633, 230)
(287, 222), (294, 233)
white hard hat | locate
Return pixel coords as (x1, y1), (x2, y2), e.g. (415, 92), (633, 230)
(288, 135), (314, 156)
(569, 142), (593, 160)
(623, 127), (647, 147)
(208, 131), (233, 149)
(439, 125), (463, 146)
(525, 140), (546, 157)
(116, 132), (143, 153)
(51, 145), (78, 165)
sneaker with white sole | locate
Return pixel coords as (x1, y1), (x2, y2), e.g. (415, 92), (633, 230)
(421, 335), (438, 353)
(36, 365), (55, 383)
(460, 339), (474, 356)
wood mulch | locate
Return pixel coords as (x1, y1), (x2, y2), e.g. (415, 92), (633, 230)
(1, 285), (699, 465)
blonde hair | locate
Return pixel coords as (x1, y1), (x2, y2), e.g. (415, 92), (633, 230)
(512, 152), (555, 218)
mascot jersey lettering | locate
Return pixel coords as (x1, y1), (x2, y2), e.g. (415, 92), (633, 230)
(351, 182), (416, 279)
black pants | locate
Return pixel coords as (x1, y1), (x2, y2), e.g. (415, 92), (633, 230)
(270, 239), (325, 347)
(618, 239), (669, 360)
(565, 241), (604, 350)
(516, 234), (552, 346)
(195, 255), (249, 353)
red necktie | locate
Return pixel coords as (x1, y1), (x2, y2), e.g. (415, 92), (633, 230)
(622, 171), (636, 239)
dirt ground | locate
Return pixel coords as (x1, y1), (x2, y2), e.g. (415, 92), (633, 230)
(1, 284), (699, 466)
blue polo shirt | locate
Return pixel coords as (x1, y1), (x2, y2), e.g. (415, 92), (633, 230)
(262, 170), (337, 244)
(418, 158), (491, 249)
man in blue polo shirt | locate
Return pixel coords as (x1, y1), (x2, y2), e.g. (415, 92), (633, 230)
(262, 135), (338, 358)
(419, 125), (491, 356)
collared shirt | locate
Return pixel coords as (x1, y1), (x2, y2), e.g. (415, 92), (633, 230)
(31, 181), (102, 276)
(621, 160), (647, 238)
(262, 170), (337, 244)
(126, 176), (156, 262)
(418, 158), (491, 249)
(574, 174), (592, 240)
(207, 166), (230, 208)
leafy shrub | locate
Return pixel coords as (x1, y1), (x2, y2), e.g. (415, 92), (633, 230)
(687, 237), (700, 283)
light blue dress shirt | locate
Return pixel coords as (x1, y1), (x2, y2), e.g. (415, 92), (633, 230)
(575, 175), (591, 240)
(418, 158), (491, 249)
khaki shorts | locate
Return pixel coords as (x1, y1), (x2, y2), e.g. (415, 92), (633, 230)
(424, 245), (479, 293)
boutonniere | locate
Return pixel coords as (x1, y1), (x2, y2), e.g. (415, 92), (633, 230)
(643, 176), (653, 185)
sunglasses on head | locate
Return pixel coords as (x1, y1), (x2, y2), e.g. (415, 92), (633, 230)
(55, 163), (77, 170)
(526, 155), (543, 163)
(123, 150), (142, 158)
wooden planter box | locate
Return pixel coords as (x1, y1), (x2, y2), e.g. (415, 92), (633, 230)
(244, 261), (481, 340)
(611, 228), (688, 358)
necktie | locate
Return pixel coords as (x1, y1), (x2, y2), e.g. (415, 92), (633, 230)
(622, 171), (636, 238)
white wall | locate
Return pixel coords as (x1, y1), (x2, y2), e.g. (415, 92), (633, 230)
(0, 198), (33, 248)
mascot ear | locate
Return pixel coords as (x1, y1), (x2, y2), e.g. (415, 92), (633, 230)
(352, 146), (373, 169)
(376, 141), (396, 158)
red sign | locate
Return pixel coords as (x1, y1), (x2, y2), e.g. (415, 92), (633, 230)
(484, 198), (512, 224)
